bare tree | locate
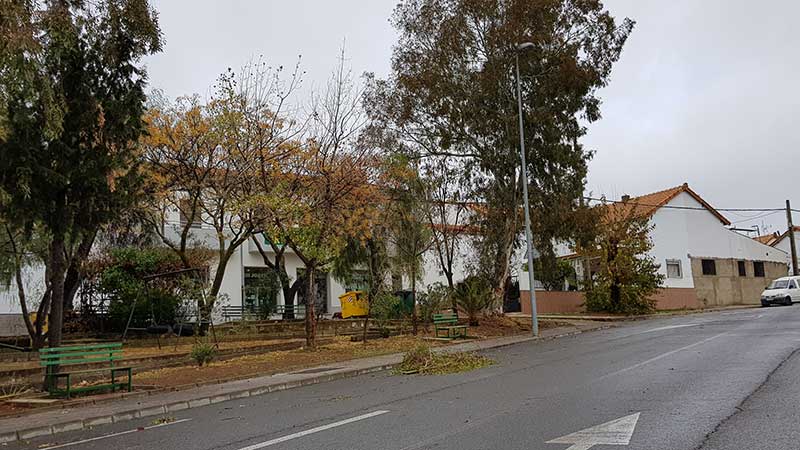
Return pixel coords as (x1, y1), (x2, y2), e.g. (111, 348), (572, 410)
(420, 158), (470, 309)
(281, 48), (383, 349)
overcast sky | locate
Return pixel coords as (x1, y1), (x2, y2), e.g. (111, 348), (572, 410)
(145, 0), (800, 235)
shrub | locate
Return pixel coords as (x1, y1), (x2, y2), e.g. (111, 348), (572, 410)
(453, 276), (492, 326)
(417, 283), (451, 331)
(371, 292), (402, 337)
(191, 342), (216, 367)
(94, 247), (209, 332)
(583, 212), (664, 315)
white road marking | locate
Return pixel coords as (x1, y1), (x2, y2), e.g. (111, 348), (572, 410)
(547, 413), (640, 450)
(601, 332), (729, 379)
(38, 418), (192, 449)
(236, 410), (390, 450)
(638, 324), (700, 334)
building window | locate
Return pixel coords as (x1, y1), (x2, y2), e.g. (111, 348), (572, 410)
(243, 267), (279, 314)
(737, 261), (747, 277)
(753, 261), (765, 277)
(666, 260), (682, 279)
(701, 259), (716, 276)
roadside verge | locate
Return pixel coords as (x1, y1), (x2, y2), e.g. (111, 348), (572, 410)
(0, 321), (610, 444)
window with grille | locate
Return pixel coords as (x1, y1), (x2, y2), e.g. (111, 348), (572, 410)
(753, 261), (765, 277)
(666, 260), (682, 279)
(738, 261), (747, 277)
(701, 259), (716, 276)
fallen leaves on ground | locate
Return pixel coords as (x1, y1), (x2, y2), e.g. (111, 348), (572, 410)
(395, 344), (493, 375)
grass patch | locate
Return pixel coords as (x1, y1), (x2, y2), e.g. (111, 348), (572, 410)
(395, 344), (493, 375)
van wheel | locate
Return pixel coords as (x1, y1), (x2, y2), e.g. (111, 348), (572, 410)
(785, 297), (793, 306)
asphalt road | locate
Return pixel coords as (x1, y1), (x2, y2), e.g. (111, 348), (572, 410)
(11, 306), (800, 450)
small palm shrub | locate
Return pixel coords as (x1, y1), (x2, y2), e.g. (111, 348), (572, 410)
(453, 276), (492, 326)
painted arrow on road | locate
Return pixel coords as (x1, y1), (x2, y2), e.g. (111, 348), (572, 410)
(546, 412), (640, 450)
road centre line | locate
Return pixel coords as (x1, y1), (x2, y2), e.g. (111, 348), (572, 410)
(236, 410), (390, 450)
(600, 332), (729, 380)
(39, 418), (192, 449)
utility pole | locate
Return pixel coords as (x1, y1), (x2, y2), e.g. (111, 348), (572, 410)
(787, 200), (798, 276)
(516, 42), (538, 337)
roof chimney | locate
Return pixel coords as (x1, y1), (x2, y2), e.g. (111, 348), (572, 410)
(621, 194), (631, 202)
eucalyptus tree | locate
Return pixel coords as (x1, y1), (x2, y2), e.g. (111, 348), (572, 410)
(365, 0), (634, 308)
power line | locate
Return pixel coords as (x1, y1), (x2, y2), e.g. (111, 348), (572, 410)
(583, 196), (786, 213)
(730, 210), (783, 225)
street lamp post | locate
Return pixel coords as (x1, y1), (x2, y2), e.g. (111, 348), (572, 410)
(515, 42), (539, 337)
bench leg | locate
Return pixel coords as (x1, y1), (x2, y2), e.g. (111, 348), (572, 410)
(111, 370), (116, 393)
(66, 374), (71, 399)
(127, 368), (132, 392)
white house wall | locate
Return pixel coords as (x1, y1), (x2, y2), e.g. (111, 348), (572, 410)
(0, 263), (46, 314)
(650, 192), (786, 288)
(648, 193), (697, 289)
(668, 192), (786, 264)
(418, 239), (476, 291)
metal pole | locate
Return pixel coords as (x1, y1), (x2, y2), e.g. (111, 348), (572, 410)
(787, 200), (798, 276)
(516, 52), (539, 337)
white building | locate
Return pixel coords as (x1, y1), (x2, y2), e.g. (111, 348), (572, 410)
(551, 184), (788, 309)
(160, 201), (477, 320)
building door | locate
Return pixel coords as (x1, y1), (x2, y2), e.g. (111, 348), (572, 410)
(243, 267), (279, 318)
(297, 268), (328, 315)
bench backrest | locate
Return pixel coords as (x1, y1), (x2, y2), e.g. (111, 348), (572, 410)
(39, 343), (124, 368)
(433, 313), (458, 325)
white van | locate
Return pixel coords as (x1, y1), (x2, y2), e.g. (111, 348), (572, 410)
(760, 276), (800, 306)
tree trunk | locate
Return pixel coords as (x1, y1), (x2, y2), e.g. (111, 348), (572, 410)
(47, 236), (66, 348)
(361, 304), (370, 345)
(582, 256), (592, 291)
(411, 264), (418, 335)
(63, 230), (96, 311)
(304, 266), (317, 349)
(200, 252), (232, 335)
(253, 238), (299, 320)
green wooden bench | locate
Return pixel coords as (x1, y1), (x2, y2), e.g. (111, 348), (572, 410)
(39, 343), (132, 398)
(433, 313), (468, 339)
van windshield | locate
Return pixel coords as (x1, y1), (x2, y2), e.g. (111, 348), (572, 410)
(767, 280), (790, 290)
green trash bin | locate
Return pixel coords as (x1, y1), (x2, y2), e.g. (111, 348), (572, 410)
(394, 290), (415, 317)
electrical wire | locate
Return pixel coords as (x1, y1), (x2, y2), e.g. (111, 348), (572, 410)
(583, 196), (786, 213)
(730, 210), (783, 224)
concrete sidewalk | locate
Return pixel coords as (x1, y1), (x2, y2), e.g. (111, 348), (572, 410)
(0, 321), (609, 444)
(532, 304), (759, 322)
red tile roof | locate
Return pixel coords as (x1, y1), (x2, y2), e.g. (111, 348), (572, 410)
(753, 232), (780, 246)
(604, 183), (731, 225)
(770, 226), (800, 247)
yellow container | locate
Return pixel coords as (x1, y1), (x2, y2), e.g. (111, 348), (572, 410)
(339, 291), (368, 318)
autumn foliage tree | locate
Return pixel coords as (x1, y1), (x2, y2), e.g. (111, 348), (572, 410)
(142, 66), (281, 330)
(275, 54), (383, 349)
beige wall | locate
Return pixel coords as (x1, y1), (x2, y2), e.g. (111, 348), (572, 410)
(690, 257), (786, 306)
(520, 291), (585, 314)
(520, 287), (701, 314)
(651, 288), (701, 310)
